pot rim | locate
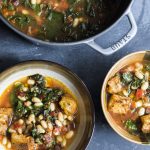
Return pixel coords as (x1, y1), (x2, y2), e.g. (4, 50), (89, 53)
(0, 0), (133, 46)
(101, 50), (150, 145)
(0, 60), (95, 149)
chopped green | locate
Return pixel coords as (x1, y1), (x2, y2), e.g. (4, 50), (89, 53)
(15, 100), (27, 117)
(125, 119), (138, 133)
(145, 63), (150, 71)
(2, 0), (7, 5)
(131, 77), (141, 90)
(8, 14), (33, 28)
(8, 3), (14, 10)
(122, 72), (133, 83)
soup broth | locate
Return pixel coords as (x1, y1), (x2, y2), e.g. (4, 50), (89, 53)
(0, 0), (123, 42)
(0, 74), (78, 150)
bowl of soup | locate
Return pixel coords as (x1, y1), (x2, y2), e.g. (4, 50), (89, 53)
(0, 60), (94, 150)
(101, 51), (150, 144)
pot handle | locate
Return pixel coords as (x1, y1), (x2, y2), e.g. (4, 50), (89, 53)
(86, 10), (137, 55)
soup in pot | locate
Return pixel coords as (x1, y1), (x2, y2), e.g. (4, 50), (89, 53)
(0, 0), (124, 42)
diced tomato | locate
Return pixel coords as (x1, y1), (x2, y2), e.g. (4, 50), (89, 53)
(14, 123), (21, 129)
(0, 135), (3, 140)
(136, 89), (144, 100)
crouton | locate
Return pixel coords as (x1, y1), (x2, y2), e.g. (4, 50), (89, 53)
(28, 136), (40, 150)
(107, 76), (123, 94)
(59, 96), (77, 115)
(11, 133), (28, 150)
(11, 133), (40, 150)
(11, 133), (28, 144)
(108, 94), (132, 115)
(0, 108), (13, 115)
(141, 114), (150, 133)
(0, 108), (13, 135)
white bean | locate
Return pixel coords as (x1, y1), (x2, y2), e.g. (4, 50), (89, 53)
(22, 10), (29, 15)
(38, 114), (43, 121)
(41, 120), (48, 129)
(138, 107), (145, 116)
(65, 131), (74, 139)
(123, 90), (129, 97)
(2, 137), (7, 145)
(67, 116), (73, 121)
(62, 120), (67, 126)
(61, 139), (67, 147)
(31, 0), (37, 4)
(18, 119), (24, 125)
(58, 112), (64, 122)
(135, 62), (143, 70)
(78, 17), (84, 22)
(135, 100), (143, 108)
(34, 102), (43, 107)
(18, 96), (26, 101)
(18, 128), (23, 134)
(135, 71), (144, 79)
(57, 136), (63, 142)
(32, 97), (41, 103)
(48, 122), (53, 130)
(143, 102), (150, 107)
(28, 114), (35, 123)
(145, 71), (149, 81)
(141, 82), (149, 90)
(27, 79), (35, 85)
(22, 86), (28, 92)
(26, 119), (31, 125)
(7, 141), (11, 149)
(73, 18), (79, 27)
(55, 120), (62, 127)
(50, 103), (55, 111)
(37, 125), (45, 133)
(63, 115), (67, 119)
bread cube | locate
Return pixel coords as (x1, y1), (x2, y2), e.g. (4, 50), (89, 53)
(108, 94), (132, 115)
(141, 114), (150, 133)
(107, 76), (123, 94)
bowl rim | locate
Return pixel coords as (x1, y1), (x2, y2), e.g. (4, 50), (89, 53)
(0, 60), (95, 149)
(101, 50), (150, 145)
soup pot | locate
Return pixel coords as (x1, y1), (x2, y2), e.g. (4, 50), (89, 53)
(0, 60), (95, 149)
(101, 51), (150, 144)
(0, 0), (137, 55)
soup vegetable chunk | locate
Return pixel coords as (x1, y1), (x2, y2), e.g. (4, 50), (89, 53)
(107, 62), (150, 142)
(0, 0), (121, 42)
(0, 74), (78, 150)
